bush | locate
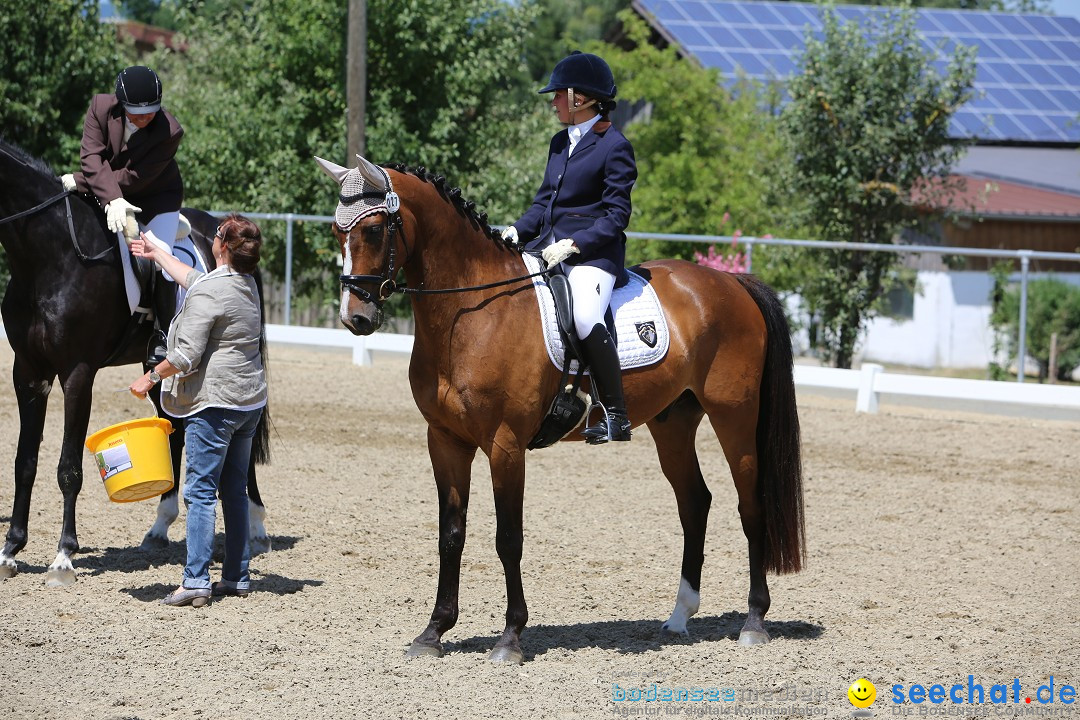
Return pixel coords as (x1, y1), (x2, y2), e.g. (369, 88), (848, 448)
(989, 264), (1080, 382)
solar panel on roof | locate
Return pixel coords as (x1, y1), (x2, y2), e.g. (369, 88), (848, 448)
(633, 0), (1080, 144)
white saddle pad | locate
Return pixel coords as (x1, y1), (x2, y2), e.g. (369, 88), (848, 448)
(523, 253), (670, 374)
(116, 218), (210, 317)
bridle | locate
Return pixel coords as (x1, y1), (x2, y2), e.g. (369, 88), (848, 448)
(338, 169), (555, 309)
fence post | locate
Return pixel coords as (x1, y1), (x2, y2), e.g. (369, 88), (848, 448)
(856, 363), (883, 413)
(352, 337), (372, 366)
(745, 239), (754, 273)
(284, 214), (294, 326)
(1017, 252), (1030, 383)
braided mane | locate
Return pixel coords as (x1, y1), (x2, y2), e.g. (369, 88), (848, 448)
(383, 163), (511, 248)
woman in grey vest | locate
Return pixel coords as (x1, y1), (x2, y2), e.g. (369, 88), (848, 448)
(129, 214), (267, 607)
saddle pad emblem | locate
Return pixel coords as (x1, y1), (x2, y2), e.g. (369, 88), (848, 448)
(636, 321), (658, 348)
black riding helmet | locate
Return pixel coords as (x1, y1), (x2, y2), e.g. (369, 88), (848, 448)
(115, 66), (162, 114)
(538, 51), (617, 100)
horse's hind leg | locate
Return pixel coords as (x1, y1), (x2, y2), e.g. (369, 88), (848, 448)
(647, 392), (711, 638)
(708, 411), (771, 646)
(407, 427), (475, 659)
(142, 412), (183, 549)
(45, 364), (98, 587)
(0, 363), (53, 579)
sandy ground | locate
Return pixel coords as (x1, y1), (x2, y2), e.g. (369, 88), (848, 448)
(0, 342), (1077, 720)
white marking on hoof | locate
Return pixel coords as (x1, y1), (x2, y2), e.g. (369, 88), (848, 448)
(738, 629), (770, 646)
(661, 577), (700, 637)
(44, 552), (76, 588)
(0, 554), (17, 579)
(248, 499), (270, 555)
(143, 493), (179, 547)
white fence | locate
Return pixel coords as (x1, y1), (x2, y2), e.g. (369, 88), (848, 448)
(263, 324), (1080, 417)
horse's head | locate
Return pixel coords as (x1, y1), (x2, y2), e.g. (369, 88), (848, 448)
(315, 154), (407, 336)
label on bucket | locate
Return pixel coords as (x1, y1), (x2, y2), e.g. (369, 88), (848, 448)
(95, 444), (133, 482)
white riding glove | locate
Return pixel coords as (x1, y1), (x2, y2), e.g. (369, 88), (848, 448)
(542, 238), (579, 266)
(104, 198), (142, 234)
(500, 225), (519, 248)
(60, 174), (76, 192)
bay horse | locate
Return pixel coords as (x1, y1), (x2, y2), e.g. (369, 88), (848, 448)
(0, 138), (270, 587)
(317, 154), (804, 665)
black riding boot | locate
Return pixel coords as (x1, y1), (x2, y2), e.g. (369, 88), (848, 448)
(147, 275), (177, 366)
(580, 324), (632, 444)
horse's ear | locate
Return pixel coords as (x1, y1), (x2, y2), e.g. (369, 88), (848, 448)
(314, 156), (350, 184)
(354, 154), (387, 192)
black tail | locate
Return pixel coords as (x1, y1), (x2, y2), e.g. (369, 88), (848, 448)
(251, 266), (271, 465)
(736, 274), (805, 574)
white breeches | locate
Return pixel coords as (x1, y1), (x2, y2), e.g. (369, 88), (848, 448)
(566, 264), (616, 339)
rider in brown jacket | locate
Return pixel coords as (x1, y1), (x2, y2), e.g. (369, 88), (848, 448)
(61, 65), (185, 365)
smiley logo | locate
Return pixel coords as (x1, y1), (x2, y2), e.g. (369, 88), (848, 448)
(848, 678), (877, 709)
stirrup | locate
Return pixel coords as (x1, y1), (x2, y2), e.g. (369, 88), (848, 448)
(582, 410), (631, 445)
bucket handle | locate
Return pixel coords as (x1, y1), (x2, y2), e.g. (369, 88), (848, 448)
(114, 388), (161, 418)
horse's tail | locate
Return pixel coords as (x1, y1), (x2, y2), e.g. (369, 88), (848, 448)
(736, 274), (805, 574)
(251, 266), (271, 465)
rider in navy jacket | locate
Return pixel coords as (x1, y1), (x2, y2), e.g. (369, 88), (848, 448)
(505, 52), (637, 445)
(512, 119), (635, 279)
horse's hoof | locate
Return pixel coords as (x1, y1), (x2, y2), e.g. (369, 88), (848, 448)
(44, 567), (77, 588)
(249, 535), (272, 556)
(140, 533), (169, 550)
(406, 641), (444, 659)
(660, 622), (691, 639)
(0, 561), (17, 579)
(737, 629), (770, 646)
(488, 645), (524, 665)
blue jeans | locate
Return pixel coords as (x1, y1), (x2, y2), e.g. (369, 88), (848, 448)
(181, 406), (263, 591)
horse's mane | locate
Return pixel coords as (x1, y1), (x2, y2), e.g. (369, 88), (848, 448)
(0, 137), (55, 179)
(384, 163), (508, 247)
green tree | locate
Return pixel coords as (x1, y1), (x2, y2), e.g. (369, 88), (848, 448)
(595, 11), (800, 264)
(144, 0), (543, 303)
(780, 3), (975, 368)
(522, 0), (629, 84)
(989, 267), (1080, 382)
(0, 0), (128, 168)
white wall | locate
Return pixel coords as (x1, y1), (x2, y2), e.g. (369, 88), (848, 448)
(859, 270), (1080, 370)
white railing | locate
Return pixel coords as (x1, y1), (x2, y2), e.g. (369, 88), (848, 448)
(262, 324), (1080, 416)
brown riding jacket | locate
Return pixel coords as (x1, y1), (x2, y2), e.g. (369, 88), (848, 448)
(73, 94), (184, 220)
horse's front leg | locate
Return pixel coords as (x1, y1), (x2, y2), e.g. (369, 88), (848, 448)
(407, 426), (476, 659)
(487, 435), (527, 665)
(0, 362), (54, 579)
(45, 364), (98, 587)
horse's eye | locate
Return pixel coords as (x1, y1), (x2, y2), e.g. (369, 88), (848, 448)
(365, 223), (384, 237)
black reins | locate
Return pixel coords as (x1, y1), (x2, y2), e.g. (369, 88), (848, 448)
(338, 172), (555, 307)
(0, 190), (114, 262)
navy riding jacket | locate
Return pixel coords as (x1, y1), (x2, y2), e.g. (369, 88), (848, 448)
(513, 120), (636, 277)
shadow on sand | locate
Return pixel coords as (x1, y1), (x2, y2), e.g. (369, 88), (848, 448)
(446, 613), (824, 660)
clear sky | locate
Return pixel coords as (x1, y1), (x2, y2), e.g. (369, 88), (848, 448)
(1048, 0), (1080, 20)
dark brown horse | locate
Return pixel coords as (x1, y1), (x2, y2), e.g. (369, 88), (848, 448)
(317, 154), (805, 664)
(0, 138), (270, 587)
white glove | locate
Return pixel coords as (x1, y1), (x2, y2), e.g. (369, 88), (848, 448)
(542, 238), (579, 266)
(104, 198), (142, 234)
(60, 174), (76, 192)
(500, 225), (519, 247)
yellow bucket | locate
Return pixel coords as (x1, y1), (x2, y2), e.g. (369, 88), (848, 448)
(86, 416), (175, 503)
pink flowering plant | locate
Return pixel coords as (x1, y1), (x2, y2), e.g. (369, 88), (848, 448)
(693, 213), (769, 274)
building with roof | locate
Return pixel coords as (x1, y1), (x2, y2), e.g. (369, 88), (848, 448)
(630, 0), (1080, 372)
